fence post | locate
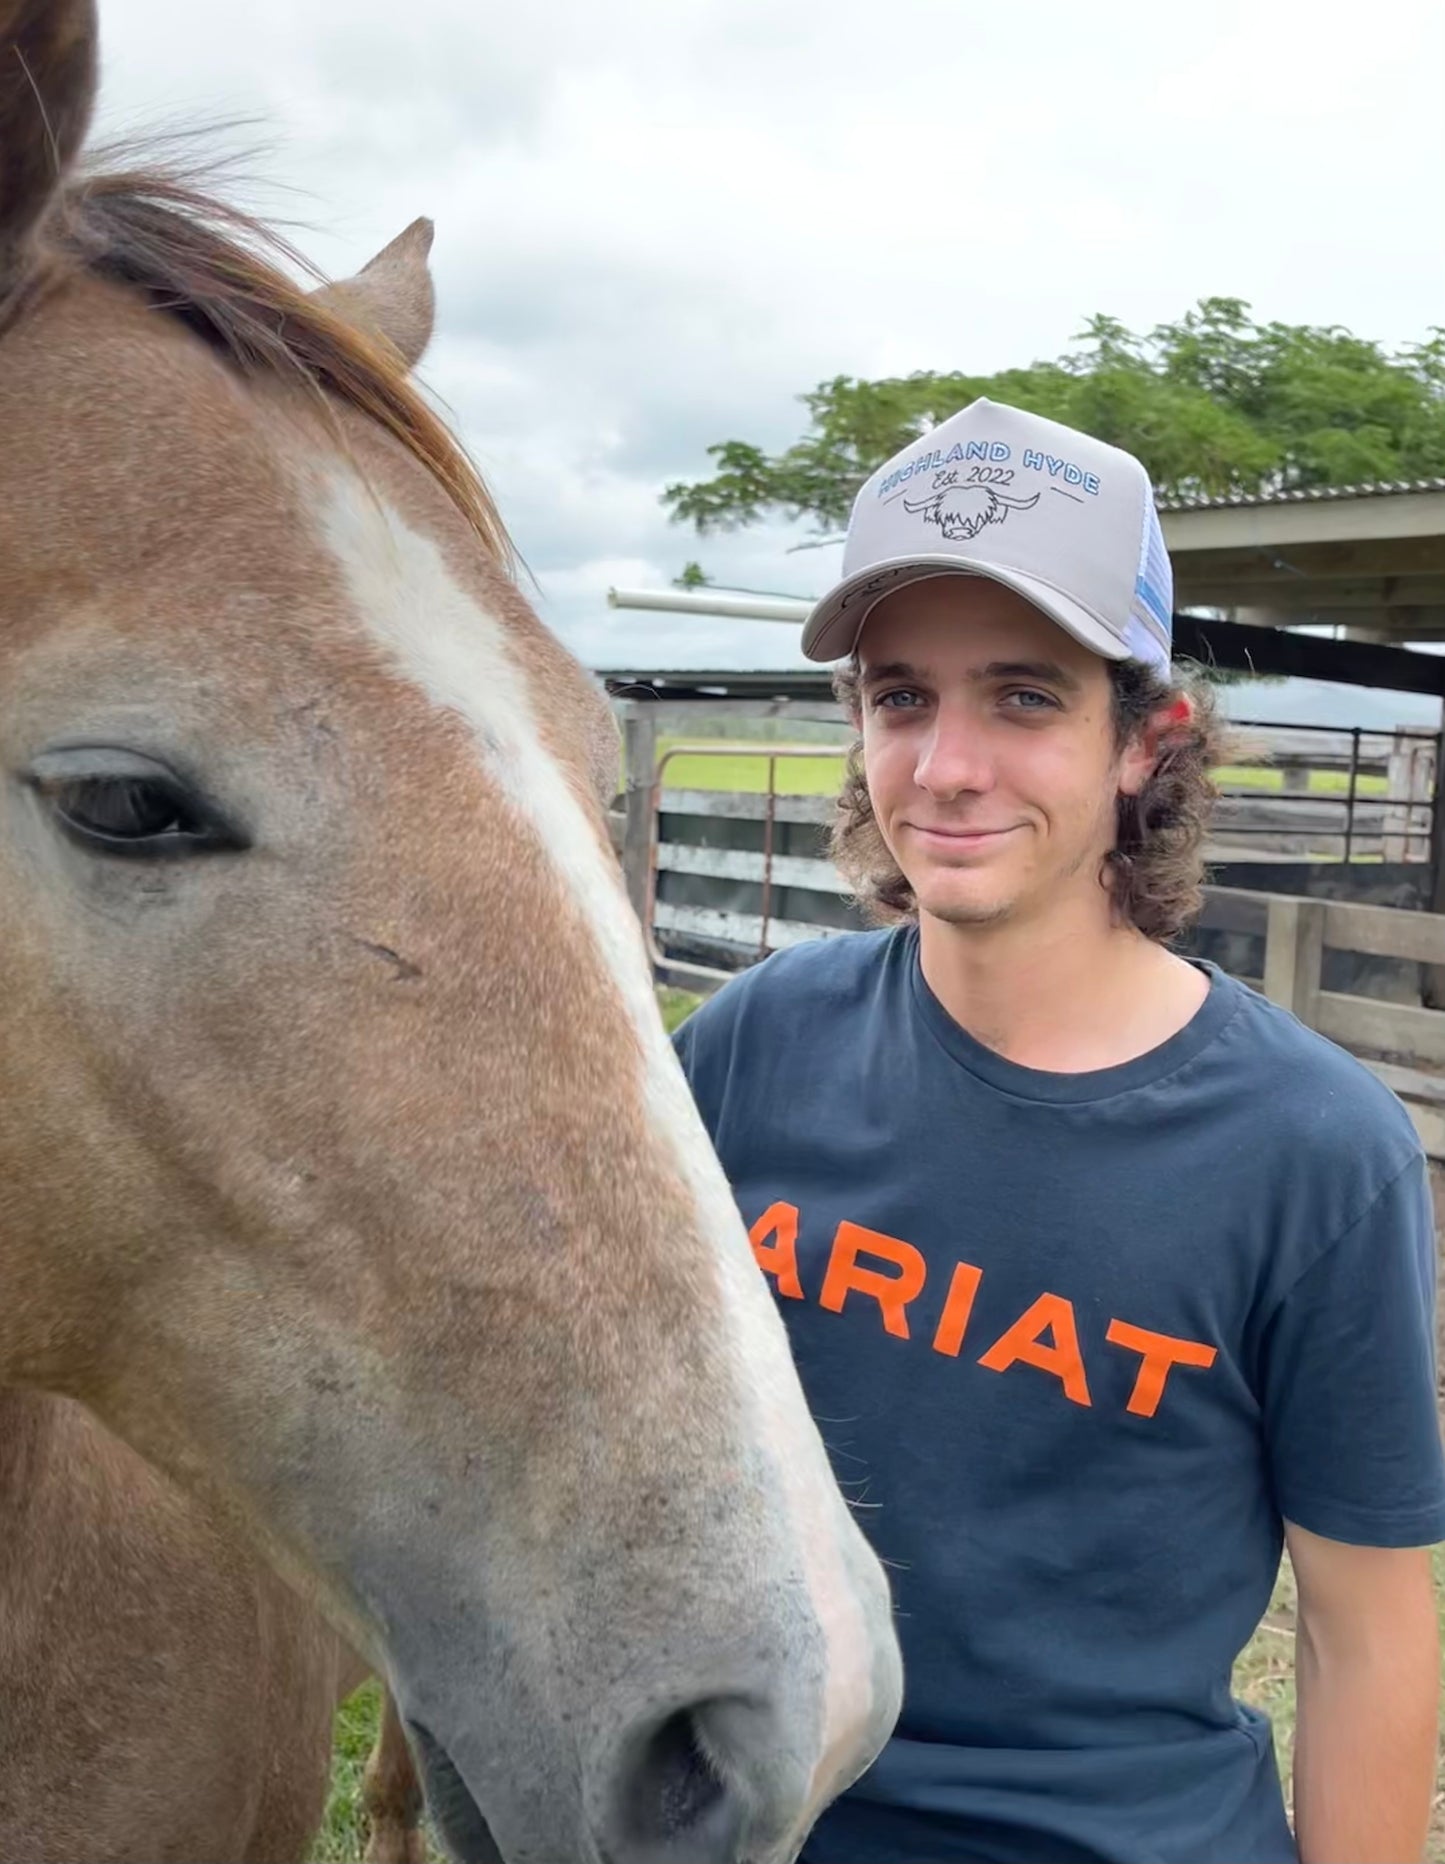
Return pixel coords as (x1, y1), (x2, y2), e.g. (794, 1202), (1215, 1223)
(1342, 728), (1361, 862)
(619, 706), (658, 930)
(1427, 723), (1445, 1010)
(1383, 729), (1434, 864)
(1262, 896), (1326, 1024)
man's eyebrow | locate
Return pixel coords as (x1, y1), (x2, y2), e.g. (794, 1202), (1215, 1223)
(976, 659), (1082, 693)
(858, 657), (1082, 693)
(858, 660), (926, 686)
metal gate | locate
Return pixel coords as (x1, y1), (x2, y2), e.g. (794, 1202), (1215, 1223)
(639, 743), (859, 988)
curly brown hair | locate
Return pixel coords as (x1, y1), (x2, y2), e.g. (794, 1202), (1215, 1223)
(829, 658), (1229, 944)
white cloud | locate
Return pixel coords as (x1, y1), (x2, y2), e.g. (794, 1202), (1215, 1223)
(92, 0), (1445, 672)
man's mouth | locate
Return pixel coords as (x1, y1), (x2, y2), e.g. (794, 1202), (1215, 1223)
(905, 822), (1021, 849)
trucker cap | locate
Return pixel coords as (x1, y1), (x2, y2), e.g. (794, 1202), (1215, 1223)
(800, 397), (1173, 674)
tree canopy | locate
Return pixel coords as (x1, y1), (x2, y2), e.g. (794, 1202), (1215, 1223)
(663, 299), (1445, 539)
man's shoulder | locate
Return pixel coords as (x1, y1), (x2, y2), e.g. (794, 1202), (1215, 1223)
(1211, 966), (1423, 1164)
(679, 927), (903, 1040)
(669, 930), (905, 1111)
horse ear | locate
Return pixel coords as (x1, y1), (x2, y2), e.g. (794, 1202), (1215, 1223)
(0, 0), (98, 285)
(313, 217), (436, 371)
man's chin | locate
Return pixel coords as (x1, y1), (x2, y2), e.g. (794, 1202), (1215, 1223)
(911, 879), (1016, 928)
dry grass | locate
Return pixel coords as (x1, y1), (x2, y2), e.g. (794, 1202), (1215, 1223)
(1232, 1546), (1445, 1861)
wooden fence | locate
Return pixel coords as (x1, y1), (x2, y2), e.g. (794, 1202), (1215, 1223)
(1196, 887), (1445, 1157)
(1210, 722), (1438, 863)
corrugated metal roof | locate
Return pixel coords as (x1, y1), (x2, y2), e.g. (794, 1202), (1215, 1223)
(1157, 478), (1445, 512)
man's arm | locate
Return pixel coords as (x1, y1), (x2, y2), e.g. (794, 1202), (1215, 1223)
(1285, 1519), (1439, 1864)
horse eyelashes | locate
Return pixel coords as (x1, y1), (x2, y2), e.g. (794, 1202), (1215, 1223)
(41, 773), (247, 858)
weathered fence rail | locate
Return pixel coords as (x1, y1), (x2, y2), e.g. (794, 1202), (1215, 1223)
(1207, 720), (1438, 862)
(1196, 886), (1445, 1156)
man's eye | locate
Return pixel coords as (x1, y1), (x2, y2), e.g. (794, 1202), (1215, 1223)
(875, 689), (925, 710)
(1003, 689), (1058, 711)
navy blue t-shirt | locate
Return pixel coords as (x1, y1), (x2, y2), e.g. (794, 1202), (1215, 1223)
(673, 928), (1445, 1864)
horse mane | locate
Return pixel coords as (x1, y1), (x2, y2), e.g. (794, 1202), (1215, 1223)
(31, 156), (515, 573)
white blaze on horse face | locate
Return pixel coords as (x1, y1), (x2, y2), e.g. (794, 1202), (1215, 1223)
(314, 469), (880, 1792)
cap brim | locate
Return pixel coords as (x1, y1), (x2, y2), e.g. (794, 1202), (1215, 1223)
(800, 556), (1130, 665)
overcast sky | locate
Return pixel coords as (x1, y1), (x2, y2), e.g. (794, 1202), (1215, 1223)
(94, 0), (1445, 680)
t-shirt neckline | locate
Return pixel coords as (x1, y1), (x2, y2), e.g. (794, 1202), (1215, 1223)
(903, 925), (1243, 1105)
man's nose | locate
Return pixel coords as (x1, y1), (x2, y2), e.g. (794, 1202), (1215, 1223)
(914, 706), (995, 800)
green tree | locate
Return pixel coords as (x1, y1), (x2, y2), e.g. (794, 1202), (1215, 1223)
(663, 299), (1445, 538)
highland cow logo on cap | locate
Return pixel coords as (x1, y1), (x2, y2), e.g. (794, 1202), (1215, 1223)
(900, 468), (1040, 543)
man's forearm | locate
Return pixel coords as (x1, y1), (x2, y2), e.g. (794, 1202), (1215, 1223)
(1292, 1623), (1439, 1864)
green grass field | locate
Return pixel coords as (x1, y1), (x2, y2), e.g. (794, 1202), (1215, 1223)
(656, 740), (846, 794)
(311, 1681), (389, 1863)
(650, 743), (1390, 801)
(1215, 764), (1388, 797)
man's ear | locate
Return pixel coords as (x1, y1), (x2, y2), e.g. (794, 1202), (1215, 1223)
(842, 655), (865, 731)
(1118, 694), (1193, 798)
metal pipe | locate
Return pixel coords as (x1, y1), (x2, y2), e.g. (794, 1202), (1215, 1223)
(759, 757), (778, 959)
(1344, 728), (1361, 862)
(607, 587), (811, 624)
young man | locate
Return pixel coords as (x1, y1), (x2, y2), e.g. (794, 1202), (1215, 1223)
(672, 399), (1445, 1864)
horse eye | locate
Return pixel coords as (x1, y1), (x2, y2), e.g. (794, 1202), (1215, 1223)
(28, 752), (248, 860)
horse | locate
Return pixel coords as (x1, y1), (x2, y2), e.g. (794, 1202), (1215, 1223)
(0, 3), (904, 1860)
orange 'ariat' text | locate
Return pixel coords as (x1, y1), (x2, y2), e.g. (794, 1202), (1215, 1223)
(750, 1202), (1217, 1418)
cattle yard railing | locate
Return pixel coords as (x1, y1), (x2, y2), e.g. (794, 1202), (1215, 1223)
(636, 743), (848, 988)
(1195, 887), (1445, 1157)
(1211, 719), (1439, 863)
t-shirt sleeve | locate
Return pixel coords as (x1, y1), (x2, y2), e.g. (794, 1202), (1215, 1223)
(1261, 1150), (1445, 1547)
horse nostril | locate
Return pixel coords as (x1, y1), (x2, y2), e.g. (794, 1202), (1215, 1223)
(609, 1701), (747, 1863)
